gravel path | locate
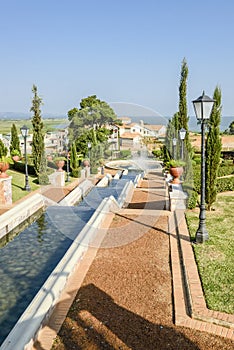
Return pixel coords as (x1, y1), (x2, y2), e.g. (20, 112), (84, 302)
(50, 172), (233, 350)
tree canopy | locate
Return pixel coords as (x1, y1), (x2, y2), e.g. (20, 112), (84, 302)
(68, 95), (117, 140)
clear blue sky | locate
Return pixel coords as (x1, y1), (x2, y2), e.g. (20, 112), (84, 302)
(0, 0), (234, 118)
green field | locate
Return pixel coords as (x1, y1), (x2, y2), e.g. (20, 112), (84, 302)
(0, 118), (68, 135)
(186, 194), (234, 314)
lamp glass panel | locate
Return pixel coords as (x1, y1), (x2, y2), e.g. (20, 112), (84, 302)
(179, 129), (186, 140)
(203, 101), (214, 119)
(20, 126), (29, 137)
(193, 101), (202, 120)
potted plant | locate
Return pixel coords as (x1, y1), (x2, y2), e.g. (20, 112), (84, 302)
(83, 158), (90, 167)
(11, 149), (21, 162)
(54, 156), (66, 172)
(0, 156), (14, 178)
(167, 159), (185, 184)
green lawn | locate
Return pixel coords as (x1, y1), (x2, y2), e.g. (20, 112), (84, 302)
(186, 194), (234, 314)
(7, 169), (78, 203)
(7, 169), (40, 202)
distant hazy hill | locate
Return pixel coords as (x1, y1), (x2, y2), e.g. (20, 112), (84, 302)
(0, 112), (66, 120)
(0, 112), (232, 131)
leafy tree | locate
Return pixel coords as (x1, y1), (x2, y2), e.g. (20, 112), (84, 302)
(10, 123), (21, 156)
(30, 85), (49, 184)
(96, 127), (111, 143)
(68, 95), (117, 139)
(80, 95), (101, 109)
(67, 107), (78, 121)
(205, 86), (222, 210)
(75, 131), (91, 156)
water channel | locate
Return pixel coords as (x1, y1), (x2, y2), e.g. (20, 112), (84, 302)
(0, 170), (141, 345)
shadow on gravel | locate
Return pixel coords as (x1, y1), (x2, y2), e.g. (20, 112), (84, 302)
(51, 283), (200, 350)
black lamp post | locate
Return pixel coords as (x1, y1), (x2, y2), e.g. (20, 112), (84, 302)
(87, 142), (91, 161)
(20, 125), (31, 191)
(172, 137), (177, 159)
(179, 128), (186, 160)
(192, 91), (215, 243)
(64, 135), (70, 182)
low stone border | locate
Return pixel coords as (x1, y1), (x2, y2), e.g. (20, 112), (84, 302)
(169, 209), (234, 340)
(0, 193), (45, 241)
(59, 180), (93, 206)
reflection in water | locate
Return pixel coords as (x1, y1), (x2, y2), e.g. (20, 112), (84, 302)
(36, 213), (47, 243)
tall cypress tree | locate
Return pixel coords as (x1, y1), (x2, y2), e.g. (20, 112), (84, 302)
(178, 58), (192, 156)
(205, 86), (222, 210)
(10, 123), (21, 156)
(70, 141), (80, 177)
(30, 85), (49, 184)
(0, 139), (7, 158)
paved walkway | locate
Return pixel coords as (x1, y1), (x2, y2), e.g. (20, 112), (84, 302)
(26, 173), (234, 350)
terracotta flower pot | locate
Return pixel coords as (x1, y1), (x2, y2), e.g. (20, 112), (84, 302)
(56, 160), (65, 172)
(169, 166), (183, 184)
(0, 162), (10, 178)
(12, 155), (20, 162)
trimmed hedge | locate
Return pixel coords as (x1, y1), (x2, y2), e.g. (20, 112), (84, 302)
(187, 190), (199, 209)
(216, 176), (234, 192)
(119, 150), (131, 159)
(218, 164), (234, 177)
(12, 161), (36, 175)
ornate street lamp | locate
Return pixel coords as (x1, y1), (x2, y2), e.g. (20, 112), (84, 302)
(172, 137), (177, 159)
(20, 125), (31, 191)
(179, 128), (186, 160)
(192, 91), (215, 243)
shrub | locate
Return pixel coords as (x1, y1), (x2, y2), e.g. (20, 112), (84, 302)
(218, 164), (234, 177)
(216, 177), (234, 192)
(120, 150), (131, 159)
(104, 150), (112, 158)
(187, 190), (198, 209)
(38, 173), (50, 185)
(152, 149), (162, 158)
(71, 168), (81, 178)
(13, 161), (36, 175)
(91, 167), (98, 174)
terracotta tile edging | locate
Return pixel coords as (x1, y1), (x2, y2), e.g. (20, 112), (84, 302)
(169, 209), (234, 340)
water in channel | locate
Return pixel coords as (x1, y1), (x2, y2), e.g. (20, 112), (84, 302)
(0, 173), (139, 345)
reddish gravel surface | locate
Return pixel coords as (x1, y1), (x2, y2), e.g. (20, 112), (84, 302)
(50, 175), (233, 350)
